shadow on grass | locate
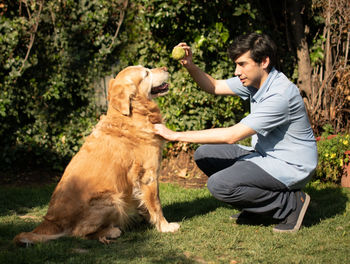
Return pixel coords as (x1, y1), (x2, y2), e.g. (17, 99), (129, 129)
(0, 184), (209, 264)
(162, 184), (349, 228)
(1, 214), (196, 264)
(1, 182), (348, 263)
(163, 196), (227, 223)
(0, 232), (197, 264)
(303, 185), (349, 227)
(0, 184), (56, 217)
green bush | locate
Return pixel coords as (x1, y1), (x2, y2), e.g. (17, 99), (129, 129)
(2, 0), (338, 185)
(2, 0), (262, 172)
(0, 0), (126, 171)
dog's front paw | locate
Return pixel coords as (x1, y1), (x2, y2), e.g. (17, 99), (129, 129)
(160, 222), (180, 233)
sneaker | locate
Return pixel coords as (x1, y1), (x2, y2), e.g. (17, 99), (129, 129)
(273, 191), (310, 233)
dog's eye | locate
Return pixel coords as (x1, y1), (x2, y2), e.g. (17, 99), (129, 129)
(144, 71), (149, 77)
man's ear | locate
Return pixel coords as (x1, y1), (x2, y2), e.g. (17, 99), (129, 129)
(261, 56), (270, 70)
(108, 79), (136, 116)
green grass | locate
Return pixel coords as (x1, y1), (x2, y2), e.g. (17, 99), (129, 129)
(0, 182), (349, 264)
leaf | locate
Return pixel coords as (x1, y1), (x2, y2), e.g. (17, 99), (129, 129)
(178, 168), (188, 178)
(233, 8), (243, 16)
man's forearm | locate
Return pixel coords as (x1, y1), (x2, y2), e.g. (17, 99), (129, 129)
(185, 63), (217, 94)
(172, 123), (256, 145)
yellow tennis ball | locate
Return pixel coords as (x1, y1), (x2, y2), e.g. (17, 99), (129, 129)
(171, 46), (186, 60)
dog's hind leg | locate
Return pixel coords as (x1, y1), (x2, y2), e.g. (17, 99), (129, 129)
(73, 193), (127, 243)
(88, 225), (122, 244)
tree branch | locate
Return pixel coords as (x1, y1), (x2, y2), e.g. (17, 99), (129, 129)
(108, 0), (128, 50)
(19, 0), (44, 75)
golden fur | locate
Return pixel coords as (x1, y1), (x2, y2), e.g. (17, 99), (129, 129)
(14, 66), (179, 246)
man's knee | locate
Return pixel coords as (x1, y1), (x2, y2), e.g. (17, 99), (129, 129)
(194, 145), (214, 175)
(207, 174), (239, 202)
(207, 175), (220, 197)
(194, 145), (210, 164)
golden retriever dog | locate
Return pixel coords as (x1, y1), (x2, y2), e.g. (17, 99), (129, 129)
(14, 65), (180, 246)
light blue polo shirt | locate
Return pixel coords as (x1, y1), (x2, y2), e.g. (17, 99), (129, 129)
(226, 68), (318, 189)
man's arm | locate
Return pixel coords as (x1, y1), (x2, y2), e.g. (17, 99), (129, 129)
(154, 123), (256, 144)
(185, 63), (235, 95)
(177, 43), (236, 95)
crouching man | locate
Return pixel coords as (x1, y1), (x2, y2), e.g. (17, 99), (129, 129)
(155, 33), (318, 233)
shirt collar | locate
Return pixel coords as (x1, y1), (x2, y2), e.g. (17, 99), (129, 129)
(251, 67), (278, 102)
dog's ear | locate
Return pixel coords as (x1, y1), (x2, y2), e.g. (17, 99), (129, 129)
(108, 79), (136, 116)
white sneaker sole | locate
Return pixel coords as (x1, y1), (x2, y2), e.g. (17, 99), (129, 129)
(273, 193), (310, 233)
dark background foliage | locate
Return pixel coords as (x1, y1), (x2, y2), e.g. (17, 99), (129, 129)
(0, 0), (349, 182)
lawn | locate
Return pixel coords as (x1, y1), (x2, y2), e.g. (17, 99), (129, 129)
(0, 181), (349, 264)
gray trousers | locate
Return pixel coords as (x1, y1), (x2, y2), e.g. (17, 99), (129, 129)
(194, 144), (297, 220)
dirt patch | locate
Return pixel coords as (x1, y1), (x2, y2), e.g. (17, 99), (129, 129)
(0, 168), (61, 186)
(160, 150), (207, 189)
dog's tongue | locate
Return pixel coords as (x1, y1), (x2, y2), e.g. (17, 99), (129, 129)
(151, 83), (169, 94)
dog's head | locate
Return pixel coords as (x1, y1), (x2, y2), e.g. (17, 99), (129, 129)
(108, 66), (169, 116)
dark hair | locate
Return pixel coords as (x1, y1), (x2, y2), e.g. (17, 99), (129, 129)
(227, 33), (277, 71)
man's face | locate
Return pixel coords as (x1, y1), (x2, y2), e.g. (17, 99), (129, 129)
(234, 51), (268, 89)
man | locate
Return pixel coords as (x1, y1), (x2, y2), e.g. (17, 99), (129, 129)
(154, 33), (318, 233)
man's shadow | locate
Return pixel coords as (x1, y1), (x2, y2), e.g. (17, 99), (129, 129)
(163, 185), (348, 227)
(303, 185), (348, 227)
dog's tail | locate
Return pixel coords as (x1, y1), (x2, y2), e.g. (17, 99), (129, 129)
(13, 231), (66, 246)
(13, 218), (66, 246)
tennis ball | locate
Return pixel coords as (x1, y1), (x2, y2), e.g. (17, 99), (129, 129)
(171, 46), (186, 60)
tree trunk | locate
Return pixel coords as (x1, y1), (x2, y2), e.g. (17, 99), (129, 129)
(287, 0), (312, 97)
(324, 0), (332, 82)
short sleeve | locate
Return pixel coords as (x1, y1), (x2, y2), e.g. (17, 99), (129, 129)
(240, 94), (289, 136)
(225, 77), (250, 100)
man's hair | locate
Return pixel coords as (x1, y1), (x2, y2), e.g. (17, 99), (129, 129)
(227, 33), (277, 71)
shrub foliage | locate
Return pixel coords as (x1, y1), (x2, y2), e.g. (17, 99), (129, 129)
(0, 0), (348, 184)
(0, 0), (127, 170)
